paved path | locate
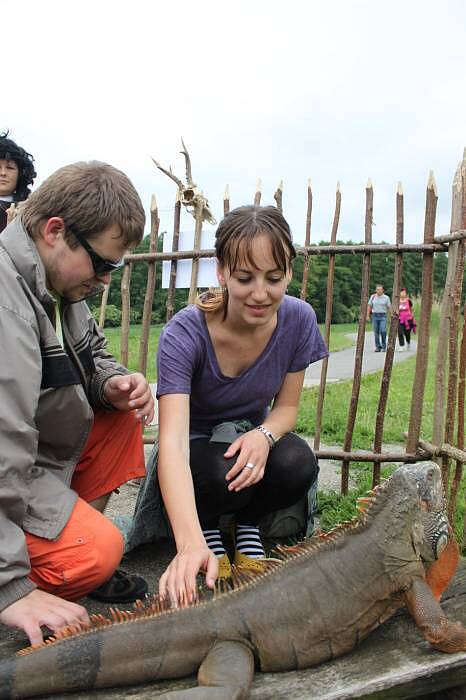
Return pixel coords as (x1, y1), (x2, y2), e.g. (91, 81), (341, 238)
(304, 331), (417, 387)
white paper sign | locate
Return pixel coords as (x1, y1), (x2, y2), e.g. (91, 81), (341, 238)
(162, 229), (218, 289)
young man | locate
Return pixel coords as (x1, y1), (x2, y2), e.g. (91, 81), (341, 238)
(0, 161), (154, 646)
(367, 284), (391, 352)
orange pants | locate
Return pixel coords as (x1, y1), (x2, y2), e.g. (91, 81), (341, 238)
(26, 410), (145, 600)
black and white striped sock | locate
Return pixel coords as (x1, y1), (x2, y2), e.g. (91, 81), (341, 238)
(235, 524), (265, 559)
(203, 528), (226, 557)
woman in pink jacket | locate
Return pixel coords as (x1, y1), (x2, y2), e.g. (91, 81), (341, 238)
(397, 288), (416, 351)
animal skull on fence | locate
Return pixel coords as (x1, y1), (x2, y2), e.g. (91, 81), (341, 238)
(152, 138), (216, 224)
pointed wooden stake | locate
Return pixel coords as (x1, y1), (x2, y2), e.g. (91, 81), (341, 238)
(254, 178), (262, 206)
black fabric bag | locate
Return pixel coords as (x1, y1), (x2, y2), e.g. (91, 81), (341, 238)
(259, 467), (319, 540)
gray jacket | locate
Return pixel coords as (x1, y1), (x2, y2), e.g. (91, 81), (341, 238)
(0, 218), (128, 611)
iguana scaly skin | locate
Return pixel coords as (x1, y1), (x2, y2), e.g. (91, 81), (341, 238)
(1, 461), (465, 699)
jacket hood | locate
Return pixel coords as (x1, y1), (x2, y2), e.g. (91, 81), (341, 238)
(0, 216), (54, 308)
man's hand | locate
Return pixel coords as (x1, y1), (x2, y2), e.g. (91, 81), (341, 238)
(0, 590), (90, 646)
(103, 372), (155, 425)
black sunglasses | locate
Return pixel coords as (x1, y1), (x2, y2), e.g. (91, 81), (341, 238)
(68, 227), (125, 275)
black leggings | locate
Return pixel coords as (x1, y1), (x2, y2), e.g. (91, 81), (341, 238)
(189, 433), (318, 529)
(398, 322), (411, 346)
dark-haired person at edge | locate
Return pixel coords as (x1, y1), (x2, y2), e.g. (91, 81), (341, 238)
(155, 205), (328, 606)
(0, 131), (36, 233)
(397, 287), (416, 351)
(0, 162), (154, 646)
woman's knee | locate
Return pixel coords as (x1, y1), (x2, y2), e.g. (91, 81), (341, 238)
(266, 433), (318, 490)
(189, 440), (256, 523)
(190, 440), (232, 496)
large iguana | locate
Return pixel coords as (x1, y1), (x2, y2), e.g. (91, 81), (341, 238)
(1, 461), (465, 699)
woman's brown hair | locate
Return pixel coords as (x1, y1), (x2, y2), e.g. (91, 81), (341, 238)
(197, 205), (296, 318)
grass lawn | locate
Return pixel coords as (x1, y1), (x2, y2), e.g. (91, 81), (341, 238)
(321, 322), (358, 352)
(103, 324), (164, 383)
(297, 350), (428, 447)
(295, 306), (465, 548)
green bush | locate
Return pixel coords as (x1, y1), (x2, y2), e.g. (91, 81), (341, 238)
(91, 304), (122, 327)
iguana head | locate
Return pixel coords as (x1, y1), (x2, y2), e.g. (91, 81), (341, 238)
(395, 461), (449, 562)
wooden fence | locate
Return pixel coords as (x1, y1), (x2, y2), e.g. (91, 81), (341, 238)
(99, 146), (466, 534)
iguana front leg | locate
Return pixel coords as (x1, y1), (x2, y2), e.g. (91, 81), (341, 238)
(159, 640), (255, 699)
(405, 578), (466, 652)
(425, 527), (460, 600)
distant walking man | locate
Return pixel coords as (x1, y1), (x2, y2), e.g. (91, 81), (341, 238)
(367, 284), (391, 352)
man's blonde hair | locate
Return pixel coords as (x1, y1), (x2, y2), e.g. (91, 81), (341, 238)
(21, 161), (145, 247)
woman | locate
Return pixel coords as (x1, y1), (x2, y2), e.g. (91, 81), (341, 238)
(397, 287), (416, 351)
(0, 131), (36, 233)
(156, 205), (328, 605)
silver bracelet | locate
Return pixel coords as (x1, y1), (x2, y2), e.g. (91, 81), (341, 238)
(256, 425), (277, 448)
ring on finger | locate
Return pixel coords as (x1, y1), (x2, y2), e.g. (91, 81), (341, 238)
(244, 462), (255, 470)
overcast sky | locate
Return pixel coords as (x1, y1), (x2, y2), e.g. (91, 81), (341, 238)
(3, 0), (465, 246)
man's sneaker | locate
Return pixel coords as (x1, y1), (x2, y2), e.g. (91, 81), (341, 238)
(88, 569), (148, 603)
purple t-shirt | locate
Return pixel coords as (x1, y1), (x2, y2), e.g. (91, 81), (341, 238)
(156, 295), (328, 438)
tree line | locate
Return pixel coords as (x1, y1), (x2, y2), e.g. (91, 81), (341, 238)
(90, 235), (451, 326)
